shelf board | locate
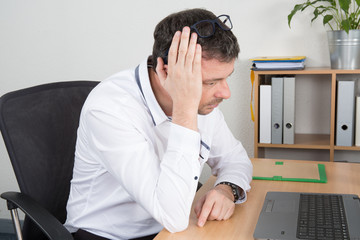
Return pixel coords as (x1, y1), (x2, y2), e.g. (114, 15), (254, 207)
(334, 145), (360, 151)
(257, 134), (330, 150)
(254, 67), (360, 75)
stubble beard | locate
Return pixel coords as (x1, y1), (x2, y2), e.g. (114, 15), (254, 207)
(198, 98), (223, 115)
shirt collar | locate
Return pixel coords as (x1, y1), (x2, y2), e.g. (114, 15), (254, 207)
(136, 58), (169, 126)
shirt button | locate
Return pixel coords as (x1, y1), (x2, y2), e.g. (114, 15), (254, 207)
(194, 176), (198, 180)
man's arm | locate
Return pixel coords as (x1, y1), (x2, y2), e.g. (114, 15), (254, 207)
(193, 110), (253, 227)
(156, 26), (202, 131)
(85, 105), (201, 233)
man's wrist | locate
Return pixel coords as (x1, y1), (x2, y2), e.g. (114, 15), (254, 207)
(172, 106), (198, 131)
(214, 183), (235, 202)
(216, 182), (241, 203)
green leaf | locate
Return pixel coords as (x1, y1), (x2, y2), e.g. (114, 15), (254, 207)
(341, 19), (351, 33)
(311, 0), (336, 6)
(338, 0), (351, 13)
(329, 0), (337, 7)
(311, 8), (320, 22)
(316, 5), (335, 16)
(323, 14), (333, 25)
(288, 4), (305, 28)
(288, 0), (360, 31)
(301, 4), (311, 12)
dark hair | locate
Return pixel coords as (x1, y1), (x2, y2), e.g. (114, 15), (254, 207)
(151, 8), (240, 69)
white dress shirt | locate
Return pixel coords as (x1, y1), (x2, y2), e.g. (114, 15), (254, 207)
(64, 58), (253, 239)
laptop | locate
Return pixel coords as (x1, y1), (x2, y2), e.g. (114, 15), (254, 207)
(254, 191), (360, 240)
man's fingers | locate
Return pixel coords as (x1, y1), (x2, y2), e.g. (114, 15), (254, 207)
(167, 27), (200, 74)
(193, 44), (202, 73)
(194, 195), (206, 218)
(200, 200), (234, 223)
(184, 32), (198, 68)
(167, 31), (181, 66)
(207, 201), (227, 221)
(197, 198), (215, 227)
(223, 206), (235, 220)
(195, 188), (237, 227)
(177, 27), (191, 65)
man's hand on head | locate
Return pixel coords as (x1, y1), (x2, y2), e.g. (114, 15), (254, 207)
(156, 27), (202, 131)
(193, 184), (236, 227)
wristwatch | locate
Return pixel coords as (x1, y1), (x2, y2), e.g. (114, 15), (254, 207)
(217, 181), (241, 202)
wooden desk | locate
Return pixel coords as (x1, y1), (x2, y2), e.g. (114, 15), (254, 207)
(154, 158), (360, 240)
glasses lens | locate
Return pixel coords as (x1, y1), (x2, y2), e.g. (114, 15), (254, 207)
(217, 15), (232, 30)
(193, 21), (214, 38)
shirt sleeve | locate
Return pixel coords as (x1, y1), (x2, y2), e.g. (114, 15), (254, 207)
(85, 107), (201, 232)
(206, 110), (253, 203)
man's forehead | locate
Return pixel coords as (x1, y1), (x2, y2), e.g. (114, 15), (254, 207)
(201, 58), (235, 80)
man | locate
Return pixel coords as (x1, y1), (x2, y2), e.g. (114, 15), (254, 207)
(65, 8), (253, 240)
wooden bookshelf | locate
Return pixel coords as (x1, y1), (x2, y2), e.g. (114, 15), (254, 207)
(253, 68), (360, 162)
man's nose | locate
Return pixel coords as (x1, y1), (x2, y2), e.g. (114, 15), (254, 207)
(215, 80), (231, 99)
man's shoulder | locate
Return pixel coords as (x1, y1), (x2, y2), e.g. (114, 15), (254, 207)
(83, 69), (144, 113)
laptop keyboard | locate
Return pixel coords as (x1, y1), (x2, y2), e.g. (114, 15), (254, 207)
(297, 193), (350, 240)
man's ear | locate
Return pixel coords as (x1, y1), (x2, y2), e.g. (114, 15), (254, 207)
(156, 57), (168, 85)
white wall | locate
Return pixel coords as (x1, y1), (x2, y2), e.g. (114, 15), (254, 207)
(0, 0), (329, 219)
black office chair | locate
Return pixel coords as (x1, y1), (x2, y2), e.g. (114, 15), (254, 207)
(0, 81), (99, 240)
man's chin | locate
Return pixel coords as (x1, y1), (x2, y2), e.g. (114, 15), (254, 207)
(198, 107), (215, 115)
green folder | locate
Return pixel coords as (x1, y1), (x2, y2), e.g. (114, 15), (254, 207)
(252, 161), (327, 183)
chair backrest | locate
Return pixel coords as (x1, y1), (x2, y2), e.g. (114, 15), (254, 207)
(0, 81), (99, 239)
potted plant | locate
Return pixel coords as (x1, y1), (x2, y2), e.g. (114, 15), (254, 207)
(288, 0), (360, 69)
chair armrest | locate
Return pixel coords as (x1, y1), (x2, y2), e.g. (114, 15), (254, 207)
(1, 191), (73, 240)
